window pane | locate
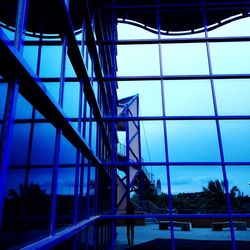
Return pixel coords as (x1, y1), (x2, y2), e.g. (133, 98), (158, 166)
(141, 121), (166, 162)
(210, 42), (250, 74)
(31, 123), (56, 165)
(167, 120), (221, 162)
(40, 46), (62, 77)
(215, 79), (250, 115)
(15, 93), (32, 119)
(164, 80), (214, 116)
(0, 82), (8, 119)
(9, 124), (30, 165)
(171, 166), (226, 213)
(117, 44), (160, 76)
(118, 81), (162, 116)
(23, 46), (38, 73)
(59, 135), (77, 164)
(220, 120), (250, 162)
(162, 43), (209, 75)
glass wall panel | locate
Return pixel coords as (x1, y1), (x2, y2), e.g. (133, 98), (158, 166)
(23, 45), (38, 73)
(210, 42), (250, 74)
(0, 82), (8, 119)
(15, 93), (32, 119)
(117, 81), (162, 116)
(226, 165), (250, 214)
(167, 120), (221, 162)
(164, 80), (214, 116)
(56, 167), (75, 230)
(162, 43), (209, 75)
(170, 166), (226, 214)
(43, 82), (60, 104)
(59, 135), (77, 164)
(214, 79), (250, 116)
(1, 167), (51, 249)
(40, 46), (62, 77)
(31, 123), (56, 165)
(9, 123), (30, 165)
(220, 120), (250, 162)
(140, 121), (166, 162)
(63, 82), (80, 118)
(117, 44), (160, 76)
(117, 22), (158, 40)
(207, 16), (250, 37)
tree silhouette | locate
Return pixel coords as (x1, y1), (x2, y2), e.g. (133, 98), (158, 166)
(201, 179), (240, 210)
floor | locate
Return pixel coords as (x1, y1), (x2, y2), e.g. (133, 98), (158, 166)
(115, 224), (250, 250)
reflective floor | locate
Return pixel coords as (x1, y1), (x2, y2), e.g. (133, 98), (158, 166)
(115, 224), (250, 250)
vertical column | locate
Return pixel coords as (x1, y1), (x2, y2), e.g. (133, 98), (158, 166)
(0, 0), (29, 228)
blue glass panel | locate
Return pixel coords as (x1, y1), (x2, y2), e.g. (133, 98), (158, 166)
(117, 81), (162, 116)
(91, 122), (97, 153)
(0, 82), (8, 119)
(118, 23), (158, 39)
(214, 79), (250, 115)
(65, 55), (76, 77)
(162, 43), (209, 75)
(40, 46), (62, 77)
(226, 166), (250, 213)
(208, 16), (250, 37)
(141, 121), (166, 162)
(164, 80), (214, 116)
(2, 27), (15, 40)
(15, 93), (32, 119)
(220, 120), (250, 162)
(117, 44), (160, 76)
(170, 166), (226, 213)
(29, 168), (53, 195)
(9, 124), (30, 165)
(167, 120), (221, 162)
(43, 82), (60, 104)
(56, 167), (75, 230)
(63, 82), (80, 118)
(59, 135), (77, 164)
(210, 42), (250, 74)
(23, 46), (38, 73)
(31, 123), (56, 165)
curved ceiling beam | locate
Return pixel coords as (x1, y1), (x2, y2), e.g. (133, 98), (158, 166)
(0, 0), (250, 38)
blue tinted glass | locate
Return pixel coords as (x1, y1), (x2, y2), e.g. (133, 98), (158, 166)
(220, 120), (250, 162)
(31, 123), (56, 165)
(117, 81), (162, 116)
(141, 121), (166, 162)
(23, 46), (38, 73)
(210, 42), (250, 74)
(164, 80), (214, 116)
(0, 83), (8, 119)
(215, 79), (250, 115)
(162, 43), (209, 75)
(9, 124), (30, 165)
(59, 135), (77, 164)
(117, 44), (160, 76)
(226, 166), (250, 202)
(29, 168), (53, 195)
(65, 55), (76, 77)
(40, 46), (62, 77)
(167, 120), (221, 162)
(44, 82), (60, 104)
(63, 82), (80, 118)
(15, 93), (32, 119)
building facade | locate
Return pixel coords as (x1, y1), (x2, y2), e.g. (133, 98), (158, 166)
(0, 0), (250, 249)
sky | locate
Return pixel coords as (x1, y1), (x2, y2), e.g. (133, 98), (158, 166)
(116, 18), (250, 196)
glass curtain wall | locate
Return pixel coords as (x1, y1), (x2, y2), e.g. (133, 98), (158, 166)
(106, 1), (250, 250)
(0, 0), (116, 249)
